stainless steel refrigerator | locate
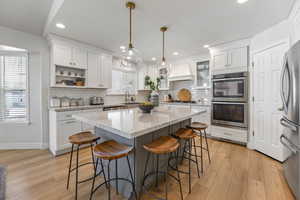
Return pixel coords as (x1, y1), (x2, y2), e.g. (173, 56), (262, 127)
(280, 40), (300, 199)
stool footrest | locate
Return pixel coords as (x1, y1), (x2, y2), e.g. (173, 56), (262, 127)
(168, 156), (197, 174)
(91, 177), (135, 196)
(77, 169), (104, 184)
(70, 161), (95, 173)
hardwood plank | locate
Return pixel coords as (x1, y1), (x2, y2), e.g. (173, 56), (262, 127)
(0, 139), (295, 200)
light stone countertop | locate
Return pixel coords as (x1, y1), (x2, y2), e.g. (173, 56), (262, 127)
(73, 105), (206, 139)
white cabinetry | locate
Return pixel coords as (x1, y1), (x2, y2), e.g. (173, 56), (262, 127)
(53, 44), (72, 67)
(49, 109), (102, 156)
(211, 125), (247, 143)
(87, 52), (102, 88)
(49, 35), (113, 89)
(87, 52), (112, 89)
(213, 52), (227, 71)
(101, 54), (113, 89)
(211, 46), (249, 74)
(53, 44), (87, 69)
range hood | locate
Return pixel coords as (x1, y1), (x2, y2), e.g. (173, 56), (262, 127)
(168, 63), (194, 81)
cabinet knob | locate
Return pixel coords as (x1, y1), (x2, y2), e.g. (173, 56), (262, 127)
(69, 62), (73, 65)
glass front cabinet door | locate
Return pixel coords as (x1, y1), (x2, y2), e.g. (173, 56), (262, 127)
(196, 60), (210, 88)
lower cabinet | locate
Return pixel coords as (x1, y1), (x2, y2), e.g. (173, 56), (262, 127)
(57, 120), (82, 150)
(49, 109), (102, 156)
(211, 125), (248, 143)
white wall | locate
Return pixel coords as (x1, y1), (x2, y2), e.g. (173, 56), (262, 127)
(251, 20), (292, 52)
(0, 26), (49, 149)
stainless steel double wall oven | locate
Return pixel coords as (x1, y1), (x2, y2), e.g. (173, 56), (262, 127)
(211, 72), (249, 128)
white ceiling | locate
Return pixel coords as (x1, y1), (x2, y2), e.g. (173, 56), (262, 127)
(49, 0), (294, 61)
(0, 0), (53, 35)
(0, 0), (294, 61)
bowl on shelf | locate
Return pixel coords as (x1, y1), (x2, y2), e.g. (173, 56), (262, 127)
(139, 102), (154, 113)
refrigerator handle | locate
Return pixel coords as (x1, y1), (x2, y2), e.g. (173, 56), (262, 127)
(280, 134), (299, 154)
(280, 117), (298, 132)
(280, 55), (290, 112)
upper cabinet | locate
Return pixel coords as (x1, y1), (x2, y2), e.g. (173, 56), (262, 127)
(101, 54), (113, 89)
(87, 53), (112, 89)
(212, 47), (248, 73)
(195, 60), (210, 88)
(53, 44), (87, 69)
(49, 35), (112, 88)
(210, 39), (250, 74)
(213, 52), (227, 71)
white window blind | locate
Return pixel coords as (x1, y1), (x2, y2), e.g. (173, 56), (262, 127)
(0, 51), (28, 121)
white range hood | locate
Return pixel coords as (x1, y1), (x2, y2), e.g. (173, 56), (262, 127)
(168, 63), (193, 81)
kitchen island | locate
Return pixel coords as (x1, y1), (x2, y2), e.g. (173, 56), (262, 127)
(73, 105), (206, 199)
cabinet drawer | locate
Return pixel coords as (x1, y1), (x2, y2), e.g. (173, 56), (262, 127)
(58, 120), (82, 148)
(211, 125), (248, 143)
(57, 111), (81, 121)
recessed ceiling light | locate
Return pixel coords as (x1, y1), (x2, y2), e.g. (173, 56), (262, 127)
(173, 52), (179, 56)
(56, 23), (66, 29)
(120, 46), (126, 50)
(237, 0), (248, 4)
(203, 44), (210, 48)
(151, 57), (157, 61)
(126, 56), (131, 60)
(121, 49), (126, 53)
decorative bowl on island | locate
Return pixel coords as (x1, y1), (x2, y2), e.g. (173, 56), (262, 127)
(139, 102), (154, 113)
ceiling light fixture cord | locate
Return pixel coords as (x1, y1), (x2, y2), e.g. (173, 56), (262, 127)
(163, 30), (165, 60)
(129, 5), (132, 48)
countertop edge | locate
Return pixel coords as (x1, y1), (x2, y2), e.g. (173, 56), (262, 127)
(73, 109), (207, 139)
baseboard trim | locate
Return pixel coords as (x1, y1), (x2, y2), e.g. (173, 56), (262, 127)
(0, 143), (47, 150)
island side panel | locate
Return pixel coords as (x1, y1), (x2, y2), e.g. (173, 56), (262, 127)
(134, 119), (191, 195)
(94, 119), (191, 199)
(94, 127), (135, 198)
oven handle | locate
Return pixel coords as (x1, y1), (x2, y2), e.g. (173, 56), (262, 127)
(212, 77), (246, 81)
(212, 102), (247, 105)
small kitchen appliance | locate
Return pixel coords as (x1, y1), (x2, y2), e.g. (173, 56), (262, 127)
(89, 96), (104, 105)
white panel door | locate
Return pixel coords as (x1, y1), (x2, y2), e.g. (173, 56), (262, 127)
(253, 42), (289, 161)
(213, 52), (227, 70)
(229, 47), (248, 68)
(87, 52), (102, 88)
(58, 120), (82, 150)
(72, 47), (88, 69)
(102, 54), (112, 89)
(53, 44), (72, 67)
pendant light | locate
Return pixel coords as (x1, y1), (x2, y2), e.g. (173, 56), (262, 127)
(126, 2), (136, 57)
(160, 26), (168, 66)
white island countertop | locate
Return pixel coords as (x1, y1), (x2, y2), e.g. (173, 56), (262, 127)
(73, 105), (206, 139)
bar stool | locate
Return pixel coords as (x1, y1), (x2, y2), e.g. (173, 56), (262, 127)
(187, 122), (211, 173)
(90, 140), (137, 200)
(142, 136), (183, 200)
(66, 131), (100, 200)
(168, 128), (201, 194)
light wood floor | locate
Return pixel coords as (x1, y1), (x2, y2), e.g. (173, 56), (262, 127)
(0, 139), (295, 200)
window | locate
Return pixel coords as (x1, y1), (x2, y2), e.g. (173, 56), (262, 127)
(108, 69), (137, 95)
(0, 47), (28, 122)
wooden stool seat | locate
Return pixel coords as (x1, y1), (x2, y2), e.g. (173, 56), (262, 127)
(68, 131), (100, 145)
(93, 140), (133, 160)
(187, 122), (208, 130)
(143, 136), (179, 154)
(175, 128), (197, 139)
